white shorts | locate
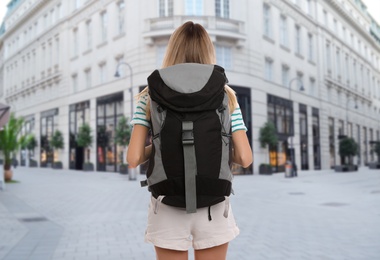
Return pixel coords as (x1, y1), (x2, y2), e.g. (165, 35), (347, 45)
(145, 196), (240, 251)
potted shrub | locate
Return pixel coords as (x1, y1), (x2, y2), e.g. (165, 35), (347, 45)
(77, 123), (94, 171)
(258, 121), (278, 175)
(114, 116), (131, 174)
(335, 137), (358, 172)
(19, 134), (28, 166)
(25, 134), (38, 167)
(51, 130), (64, 169)
(369, 141), (380, 169)
(0, 113), (24, 181)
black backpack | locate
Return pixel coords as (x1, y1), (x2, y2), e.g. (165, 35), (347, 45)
(141, 63), (233, 213)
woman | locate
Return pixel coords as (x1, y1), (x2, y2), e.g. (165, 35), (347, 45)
(127, 21), (252, 260)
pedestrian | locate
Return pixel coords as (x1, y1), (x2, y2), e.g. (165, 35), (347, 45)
(127, 21), (252, 260)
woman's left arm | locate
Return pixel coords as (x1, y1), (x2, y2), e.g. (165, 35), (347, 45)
(231, 130), (253, 168)
(127, 125), (151, 168)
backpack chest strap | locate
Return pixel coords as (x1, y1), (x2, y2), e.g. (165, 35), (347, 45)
(182, 121), (197, 213)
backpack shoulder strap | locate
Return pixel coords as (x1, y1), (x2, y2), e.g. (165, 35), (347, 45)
(182, 121), (197, 213)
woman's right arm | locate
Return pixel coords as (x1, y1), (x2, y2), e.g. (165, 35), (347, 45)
(127, 125), (151, 168)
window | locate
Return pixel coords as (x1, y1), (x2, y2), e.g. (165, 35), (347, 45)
(345, 54), (349, 84)
(281, 65), (289, 87)
(353, 60), (357, 87)
(265, 58), (273, 81)
(280, 15), (288, 47)
(74, 0), (80, 10)
(85, 69), (91, 89)
(323, 10), (328, 27)
(326, 42), (331, 71)
(336, 49), (341, 78)
(263, 4), (272, 38)
(117, 1), (125, 34)
(159, 0), (173, 17)
(216, 45), (232, 70)
(100, 12), (107, 43)
(309, 78), (315, 96)
(215, 0), (229, 18)
(333, 19), (338, 34)
(308, 33), (313, 61)
(72, 74), (78, 92)
(185, 0), (203, 15)
(307, 0), (312, 15)
(86, 20), (92, 50)
(295, 25), (301, 55)
(156, 45), (167, 68)
(99, 63), (107, 84)
(72, 28), (79, 57)
(297, 72), (303, 90)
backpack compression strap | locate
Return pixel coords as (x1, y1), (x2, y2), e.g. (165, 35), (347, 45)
(182, 121), (197, 213)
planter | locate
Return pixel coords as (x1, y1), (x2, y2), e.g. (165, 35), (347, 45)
(334, 165), (358, 172)
(259, 164), (273, 175)
(83, 162), (94, 172)
(119, 164), (128, 174)
(368, 162), (380, 169)
(29, 159), (38, 167)
(52, 162), (63, 169)
(4, 169), (13, 181)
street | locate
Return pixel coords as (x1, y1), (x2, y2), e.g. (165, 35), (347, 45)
(0, 167), (379, 260)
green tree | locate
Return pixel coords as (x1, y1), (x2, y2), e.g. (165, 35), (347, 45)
(25, 134), (37, 152)
(0, 113), (24, 171)
(339, 137), (358, 165)
(51, 130), (64, 164)
(259, 121), (278, 165)
(114, 116), (131, 165)
(77, 123), (93, 163)
(373, 142), (380, 163)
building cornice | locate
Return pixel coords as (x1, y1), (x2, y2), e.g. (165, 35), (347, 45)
(325, 75), (372, 105)
(324, 0), (380, 52)
(0, 0), (46, 40)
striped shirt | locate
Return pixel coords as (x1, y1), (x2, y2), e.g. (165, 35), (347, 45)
(130, 93), (247, 133)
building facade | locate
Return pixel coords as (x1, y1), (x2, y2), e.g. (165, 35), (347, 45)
(0, 0), (379, 174)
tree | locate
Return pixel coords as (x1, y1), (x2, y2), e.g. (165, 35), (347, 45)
(259, 121), (278, 163)
(339, 137), (358, 165)
(258, 121), (278, 174)
(259, 121), (278, 149)
(50, 130), (64, 168)
(373, 142), (380, 163)
(77, 123), (93, 168)
(25, 134), (37, 152)
(114, 116), (131, 165)
(0, 113), (24, 178)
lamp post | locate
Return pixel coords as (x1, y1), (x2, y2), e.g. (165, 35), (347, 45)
(345, 95), (358, 137)
(114, 61), (136, 180)
(287, 77), (304, 177)
(114, 61), (133, 121)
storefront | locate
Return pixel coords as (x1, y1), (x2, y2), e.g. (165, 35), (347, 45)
(96, 92), (124, 172)
(40, 108), (59, 168)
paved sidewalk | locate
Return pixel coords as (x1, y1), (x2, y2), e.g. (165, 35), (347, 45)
(0, 166), (379, 260)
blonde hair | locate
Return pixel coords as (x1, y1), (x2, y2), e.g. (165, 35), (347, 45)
(138, 21), (237, 118)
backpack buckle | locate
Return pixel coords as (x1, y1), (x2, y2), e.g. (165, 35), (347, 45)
(182, 121), (194, 145)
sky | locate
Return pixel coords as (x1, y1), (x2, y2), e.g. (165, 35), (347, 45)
(0, 0), (379, 27)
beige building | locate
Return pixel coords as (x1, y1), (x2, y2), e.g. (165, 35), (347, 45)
(0, 0), (379, 174)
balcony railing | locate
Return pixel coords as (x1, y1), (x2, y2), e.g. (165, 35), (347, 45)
(143, 16), (245, 46)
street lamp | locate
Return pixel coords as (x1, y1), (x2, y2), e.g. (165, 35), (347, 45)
(114, 61), (133, 121)
(114, 61), (136, 180)
(287, 77), (304, 177)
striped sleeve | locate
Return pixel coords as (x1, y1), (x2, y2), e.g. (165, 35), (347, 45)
(130, 93), (151, 128)
(231, 103), (248, 133)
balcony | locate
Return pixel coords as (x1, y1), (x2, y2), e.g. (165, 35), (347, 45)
(143, 16), (246, 47)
